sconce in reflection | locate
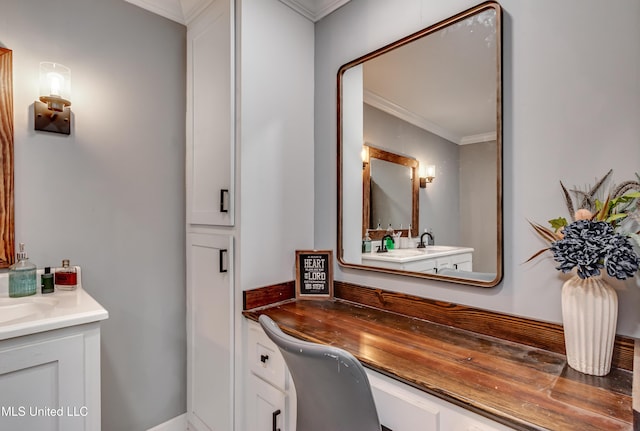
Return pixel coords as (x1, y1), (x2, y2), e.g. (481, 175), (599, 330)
(34, 62), (71, 135)
(419, 164), (436, 188)
(361, 146), (369, 170)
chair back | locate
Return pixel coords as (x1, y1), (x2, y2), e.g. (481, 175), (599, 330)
(259, 314), (383, 431)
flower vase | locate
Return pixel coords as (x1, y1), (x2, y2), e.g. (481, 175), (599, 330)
(561, 275), (618, 376)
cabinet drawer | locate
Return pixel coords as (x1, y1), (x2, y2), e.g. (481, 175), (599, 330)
(248, 321), (288, 390)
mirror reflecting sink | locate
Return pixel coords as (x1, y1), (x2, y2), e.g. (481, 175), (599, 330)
(384, 249), (425, 257)
(363, 245), (474, 263)
(418, 246), (460, 254)
(0, 297), (59, 325)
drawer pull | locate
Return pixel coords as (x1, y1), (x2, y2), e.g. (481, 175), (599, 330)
(219, 249), (228, 273)
(272, 409), (281, 431)
(220, 189), (229, 213)
(260, 354), (269, 363)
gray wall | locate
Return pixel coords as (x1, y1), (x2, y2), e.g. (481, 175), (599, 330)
(460, 141), (497, 273)
(315, 0), (640, 336)
(0, 0), (186, 429)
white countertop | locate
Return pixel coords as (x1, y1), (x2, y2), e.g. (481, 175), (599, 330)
(0, 267), (108, 341)
(361, 245), (474, 263)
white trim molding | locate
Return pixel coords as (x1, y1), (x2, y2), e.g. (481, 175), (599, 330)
(278, 0), (350, 22)
(364, 90), (461, 145)
(123, 0), (186, 24)
(146, 413), (187, 431)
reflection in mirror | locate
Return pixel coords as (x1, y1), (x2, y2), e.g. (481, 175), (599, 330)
(363, 145), (419, 239)
(337, 2), (502, 287)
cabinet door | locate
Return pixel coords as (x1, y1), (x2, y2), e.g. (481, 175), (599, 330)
(246, 375), (288, 431)
(186, 0), (234, 226)
(0, 333), (85, 431)
(187, 233), (234, 431)
(450, 253), (473, 272)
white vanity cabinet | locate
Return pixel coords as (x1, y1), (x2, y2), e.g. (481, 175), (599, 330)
(0, 323), (102, 431)
(187, 232), (234, 431)
(245, 321), (296, 431)
(186, 0), (234, 227)
(362, 248), (473, 274)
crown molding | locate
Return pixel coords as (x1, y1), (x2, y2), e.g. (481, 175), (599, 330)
(459, 132), (497, 145)
(124, 0), (185, 24)
(363, 90), (461, 145)
(278, 0), (350, 22)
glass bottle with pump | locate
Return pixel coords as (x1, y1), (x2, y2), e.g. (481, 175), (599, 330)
(362, 229), (372, 253)
(9, 243), (37, 297)
(54, 259), (77, 290)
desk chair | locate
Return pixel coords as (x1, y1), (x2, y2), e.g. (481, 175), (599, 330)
(259, 314), (390, 431)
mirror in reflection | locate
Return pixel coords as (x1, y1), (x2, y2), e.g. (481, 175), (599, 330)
(337, 2), (502, 286)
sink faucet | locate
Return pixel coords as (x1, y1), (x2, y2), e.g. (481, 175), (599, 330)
(377, 235), (395, 253)
(417, 231), (434, 248)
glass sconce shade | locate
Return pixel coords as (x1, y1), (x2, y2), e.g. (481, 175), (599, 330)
(39, 62), (71, 111)
(419, 164), (436, 188)
(425, 165), (436, 180)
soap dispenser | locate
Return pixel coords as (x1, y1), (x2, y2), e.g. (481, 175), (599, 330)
(362, 230), (372, 253)
(9, 243), (37, 297)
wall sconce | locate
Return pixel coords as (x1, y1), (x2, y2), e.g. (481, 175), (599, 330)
(34, 62), (71, 135)
(419, 165), (436, 188)
(361, 146), (369, 170)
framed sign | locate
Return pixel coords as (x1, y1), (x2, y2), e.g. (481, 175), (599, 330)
(295, 250), (333, 300)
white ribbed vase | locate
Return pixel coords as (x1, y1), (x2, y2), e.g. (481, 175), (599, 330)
(561, 275), (618, 376)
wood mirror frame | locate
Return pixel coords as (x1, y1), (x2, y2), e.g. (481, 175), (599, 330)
(337, 2), (502, 287)
(0, 48), (15, 268)
(363, 145), (419, 239)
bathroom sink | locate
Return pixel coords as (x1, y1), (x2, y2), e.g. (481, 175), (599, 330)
(0, 297), (58, 325)
(418, 245), (459, 254)
(385, 249), (425, 257)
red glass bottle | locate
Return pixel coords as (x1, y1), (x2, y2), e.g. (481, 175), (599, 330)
(54, 259), (77, 290)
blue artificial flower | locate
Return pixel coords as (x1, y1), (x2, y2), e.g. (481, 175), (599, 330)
(550, 220), (639, 280)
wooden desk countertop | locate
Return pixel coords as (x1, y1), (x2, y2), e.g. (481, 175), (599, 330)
(243, 285), (633, 431)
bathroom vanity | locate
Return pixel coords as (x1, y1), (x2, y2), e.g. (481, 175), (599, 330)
(362, 246), (473, 273)
(0, 270), (108, 431)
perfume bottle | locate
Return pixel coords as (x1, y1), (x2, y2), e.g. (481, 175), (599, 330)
(9, 243), (37, 297)
(41, 267), (54, 294)
(54, 259), (77, 290)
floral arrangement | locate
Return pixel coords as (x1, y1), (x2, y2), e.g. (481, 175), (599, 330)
(528, 170), (640, 280)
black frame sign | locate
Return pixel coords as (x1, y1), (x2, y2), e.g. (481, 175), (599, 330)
(295, 250), (333, 300)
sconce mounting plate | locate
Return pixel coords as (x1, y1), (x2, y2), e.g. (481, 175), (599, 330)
(34, 101), (71, 135)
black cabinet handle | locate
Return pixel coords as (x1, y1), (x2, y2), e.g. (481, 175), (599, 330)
(220, 189), (229, 213)
(260, 354), (269, 363)
(272, 409), (281, 431)
(219, 249), (228, 273)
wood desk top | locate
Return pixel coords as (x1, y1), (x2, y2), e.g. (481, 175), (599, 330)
(243, 292), (633, 431)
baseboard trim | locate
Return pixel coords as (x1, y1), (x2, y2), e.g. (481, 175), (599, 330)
(147, 413), (186, 431)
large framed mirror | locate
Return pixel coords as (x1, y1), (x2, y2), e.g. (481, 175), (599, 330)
(337, 2), (502, 287)
(0, 47), (15, 268)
